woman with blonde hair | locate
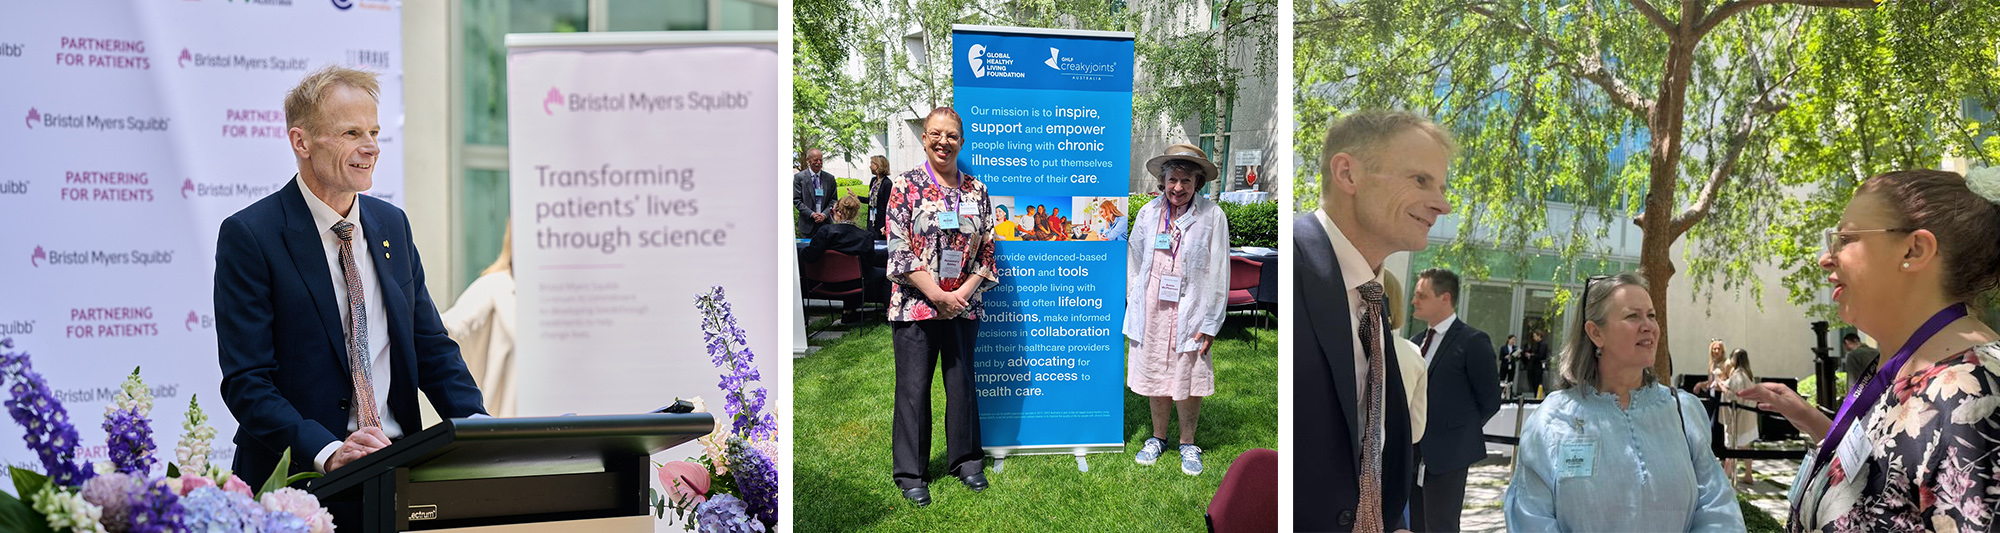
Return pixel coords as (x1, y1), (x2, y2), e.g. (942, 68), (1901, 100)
(440, 220), (518, 417)
(1095, 199), (1128, 241)
(866, 155), (893, 236)
(1716, 348), (1759, 485)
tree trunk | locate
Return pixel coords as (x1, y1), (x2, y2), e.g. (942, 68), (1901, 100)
(1640, 34), (1699, 379)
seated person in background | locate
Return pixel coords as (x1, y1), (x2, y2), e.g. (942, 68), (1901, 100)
(800, 195), (881, 322)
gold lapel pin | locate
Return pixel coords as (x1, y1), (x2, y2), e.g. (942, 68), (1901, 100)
(382, 241), (390, 248)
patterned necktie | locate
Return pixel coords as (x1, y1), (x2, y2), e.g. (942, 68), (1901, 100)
(1355, 281), (1387, 532)
(1420, 328), (1436, 362)
(331, 221), (382, 429)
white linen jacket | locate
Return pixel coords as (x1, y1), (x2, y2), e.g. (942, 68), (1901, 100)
(1121, 195), (1231, 353)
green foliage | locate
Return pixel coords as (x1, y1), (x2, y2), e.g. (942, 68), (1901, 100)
(1296, 0), (2000, 331)
(1127, 194), (1152, 237)
(1741, 493), (1784, 532)
(1219, 200), (1278, 248)
(259, 447), (322, 497)
(0, 467), (53, 533)
(1795, 373), (1849, 408)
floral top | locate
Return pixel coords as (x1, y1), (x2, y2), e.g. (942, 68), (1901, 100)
(885, 166), (998, 321)
(1503, 383), (1746, 532)
(1787, 342), (2000, 532)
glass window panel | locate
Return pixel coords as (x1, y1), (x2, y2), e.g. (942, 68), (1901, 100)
(719, 0), (777, 30)
(608, 0), (708, 31)
(462, 0), (587, 146)
(1464, 283), (1514, 354)
(461, 169), (512, 292)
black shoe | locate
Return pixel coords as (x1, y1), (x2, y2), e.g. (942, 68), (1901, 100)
(902, 486), (931, 507)
(958, 472), (989, 492)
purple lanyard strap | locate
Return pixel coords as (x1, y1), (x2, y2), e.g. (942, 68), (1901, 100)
(1809, 302), (1967, 479)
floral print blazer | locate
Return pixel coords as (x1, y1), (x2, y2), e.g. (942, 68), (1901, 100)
(1787, 342), (2000, 532)
(884, 166), (999, 321)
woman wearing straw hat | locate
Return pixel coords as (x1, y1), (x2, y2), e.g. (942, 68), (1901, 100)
(1124, 143), (1232, 475)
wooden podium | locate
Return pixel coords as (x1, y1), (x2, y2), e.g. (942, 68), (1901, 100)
(308, 413), (713, 532)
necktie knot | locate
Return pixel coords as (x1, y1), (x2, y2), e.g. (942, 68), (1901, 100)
(331, 220), (355, 242)
(1357, 280), (1384, 308)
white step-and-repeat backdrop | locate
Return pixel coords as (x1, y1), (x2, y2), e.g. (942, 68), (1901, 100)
(0, 0), (404, 476)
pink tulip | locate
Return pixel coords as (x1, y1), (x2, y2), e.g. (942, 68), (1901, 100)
(222, 475), (253, 498)
(176, 475), (215, 496)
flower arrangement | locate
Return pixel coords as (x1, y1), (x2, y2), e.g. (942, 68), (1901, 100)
(0, 337), (336, 533)
(650, 287), (780, 532)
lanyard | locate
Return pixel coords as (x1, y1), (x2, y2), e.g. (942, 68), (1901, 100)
(1809, 302), (1967, 480)
(1161, 201), (1188, 260)
(923, 161), (974, 274)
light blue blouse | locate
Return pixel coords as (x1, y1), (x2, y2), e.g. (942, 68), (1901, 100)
(1503, 383), (1745, 532)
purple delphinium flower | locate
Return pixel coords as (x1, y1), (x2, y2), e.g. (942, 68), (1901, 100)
(180, 486), (265, 532)
(104, 407), (156, 476)
(0, 338), (93, 487)
(126, 478), (186, 533)
(726, 437), (777, 527)
(694, 288), (775, 441)
(693, 494), (766, 533)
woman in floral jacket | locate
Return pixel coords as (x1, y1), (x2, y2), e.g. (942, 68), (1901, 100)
(1739, 168), (2000, 532)
(883, 107), (999, 508)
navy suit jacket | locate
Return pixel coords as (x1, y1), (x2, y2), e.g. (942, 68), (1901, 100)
(1294, 214), (1412, 532)
(1413, 319), (1502, 473)
(214, 178), (486, 488)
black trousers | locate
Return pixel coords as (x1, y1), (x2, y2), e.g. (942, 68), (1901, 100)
(1410, 460), (1471, 533)
(891, 318), (984, 489)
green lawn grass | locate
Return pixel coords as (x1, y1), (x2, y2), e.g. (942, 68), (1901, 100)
(795, 315), (1278, 532)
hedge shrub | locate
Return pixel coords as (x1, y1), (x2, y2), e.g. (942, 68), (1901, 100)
(1122, 194), (1278, 249)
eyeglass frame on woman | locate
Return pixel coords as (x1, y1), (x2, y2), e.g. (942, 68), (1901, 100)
(1822, 227), (1917, 258)
(923, 130), (962, 143)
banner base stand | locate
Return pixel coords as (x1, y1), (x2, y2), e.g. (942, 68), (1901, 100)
(1075, 454), (1089, 472)
(983, 443), (1124, 461)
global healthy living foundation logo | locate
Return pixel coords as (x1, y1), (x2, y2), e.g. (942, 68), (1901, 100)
(964, 44), (1021, 79)
(24, 107), (171, 133)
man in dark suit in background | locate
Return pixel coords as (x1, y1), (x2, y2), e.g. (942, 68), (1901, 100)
(1295, 110), (1454, 532)
(1406, 268), (1501, 532)
(215, 66), (487, 527)
(794, 149), (838, 237)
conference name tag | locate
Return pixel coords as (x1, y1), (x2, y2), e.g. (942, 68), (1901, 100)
(938, 211), (960, 230)
(940, 250), (964, 279)
(816, 187), (825, 196)
(1834, 429), (1872, 473)
(959, 201), (979, 217)
(1154, 232), (1173, 250)
(1557, 440), (1595, 478)
(1159, 275), (1182, 302)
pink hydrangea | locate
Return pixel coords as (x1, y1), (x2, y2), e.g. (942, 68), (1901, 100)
(260, 487), (335, 533)
(220, 475), (252, 499)
(172, 474), (215, 496)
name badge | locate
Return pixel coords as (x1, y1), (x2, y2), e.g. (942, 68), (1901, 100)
(959, 201), (979, 216)
(938, 211), (960, 230)
(815, 187), (825, 196)
(1154, 232), (1173, 250)
(1834, 428), (1872, 472)
(940, 250), (964, 279)
(1557, 440), (1595, 479)
(1159, 275), (1182, 302)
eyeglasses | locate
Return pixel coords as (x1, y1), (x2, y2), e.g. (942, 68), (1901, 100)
(923, 130), (962, 143)
(1822, 227), (1916, 257)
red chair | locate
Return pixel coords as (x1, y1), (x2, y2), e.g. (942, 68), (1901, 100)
(1206, 448), (1276, 533)
(1227, 256), (1265, 328)
(801, 251), (865, 323)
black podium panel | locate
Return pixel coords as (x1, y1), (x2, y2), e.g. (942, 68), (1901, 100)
(309, 413), (713, 531)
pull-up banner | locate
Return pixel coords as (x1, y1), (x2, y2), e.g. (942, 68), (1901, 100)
(952, 25), (1132, 457)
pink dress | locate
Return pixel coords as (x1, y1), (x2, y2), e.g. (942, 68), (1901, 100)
(1127, 245), (1215, 400)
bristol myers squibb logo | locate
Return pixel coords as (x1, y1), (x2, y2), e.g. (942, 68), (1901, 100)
(30, 245), (46, 267)
(544, 87), (563, 115)
(25, 108), (39, 129)
(967, 44), (986, 78)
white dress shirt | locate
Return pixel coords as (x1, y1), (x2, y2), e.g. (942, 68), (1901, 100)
(297, 175), (403, 472)
(1420, 314), (1458, 368)
(1315, 210), (1385, 435)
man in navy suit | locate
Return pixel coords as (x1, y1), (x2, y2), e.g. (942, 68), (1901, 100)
(214, 66), (486, 503)
(1295, 110), (1453, 531)
(1406, 268), (1501, 532)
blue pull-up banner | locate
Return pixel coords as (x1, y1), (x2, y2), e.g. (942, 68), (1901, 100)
(952, 25), (1133, 456)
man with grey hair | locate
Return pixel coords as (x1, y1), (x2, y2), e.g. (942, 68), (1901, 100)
(794, 148), (838, 236)
(215, 66), (488, 527)
(1295, 110), (1453, 531)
